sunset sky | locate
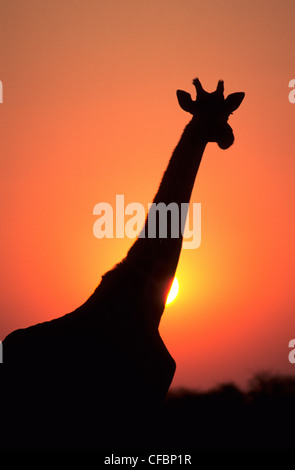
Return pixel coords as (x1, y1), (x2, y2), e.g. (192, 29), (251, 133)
(1, 0), (295, 391)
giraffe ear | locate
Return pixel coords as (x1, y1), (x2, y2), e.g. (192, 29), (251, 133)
(225, 92), (245, 114)
(176, 90), (195, 114)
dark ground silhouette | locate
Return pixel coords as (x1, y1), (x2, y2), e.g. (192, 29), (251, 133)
(1, 369), (295, 449)
(155, 373), (295, 449)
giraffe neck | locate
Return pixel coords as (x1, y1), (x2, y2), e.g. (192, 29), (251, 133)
(153, 118), (207, 206)
(125, 118), (207, 327)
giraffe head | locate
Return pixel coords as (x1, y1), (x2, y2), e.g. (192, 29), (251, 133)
(176, 78), (245, 149)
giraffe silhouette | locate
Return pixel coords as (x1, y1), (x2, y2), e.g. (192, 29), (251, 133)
(1, 78), (244, 448)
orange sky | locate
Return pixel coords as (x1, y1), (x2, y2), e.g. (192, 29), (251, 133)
(1, 0), (295, 391)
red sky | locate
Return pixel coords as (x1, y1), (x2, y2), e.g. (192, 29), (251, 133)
(1, 0), (295, 390)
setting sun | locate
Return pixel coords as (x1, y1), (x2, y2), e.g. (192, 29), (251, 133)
(166, 277), (179, 306)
